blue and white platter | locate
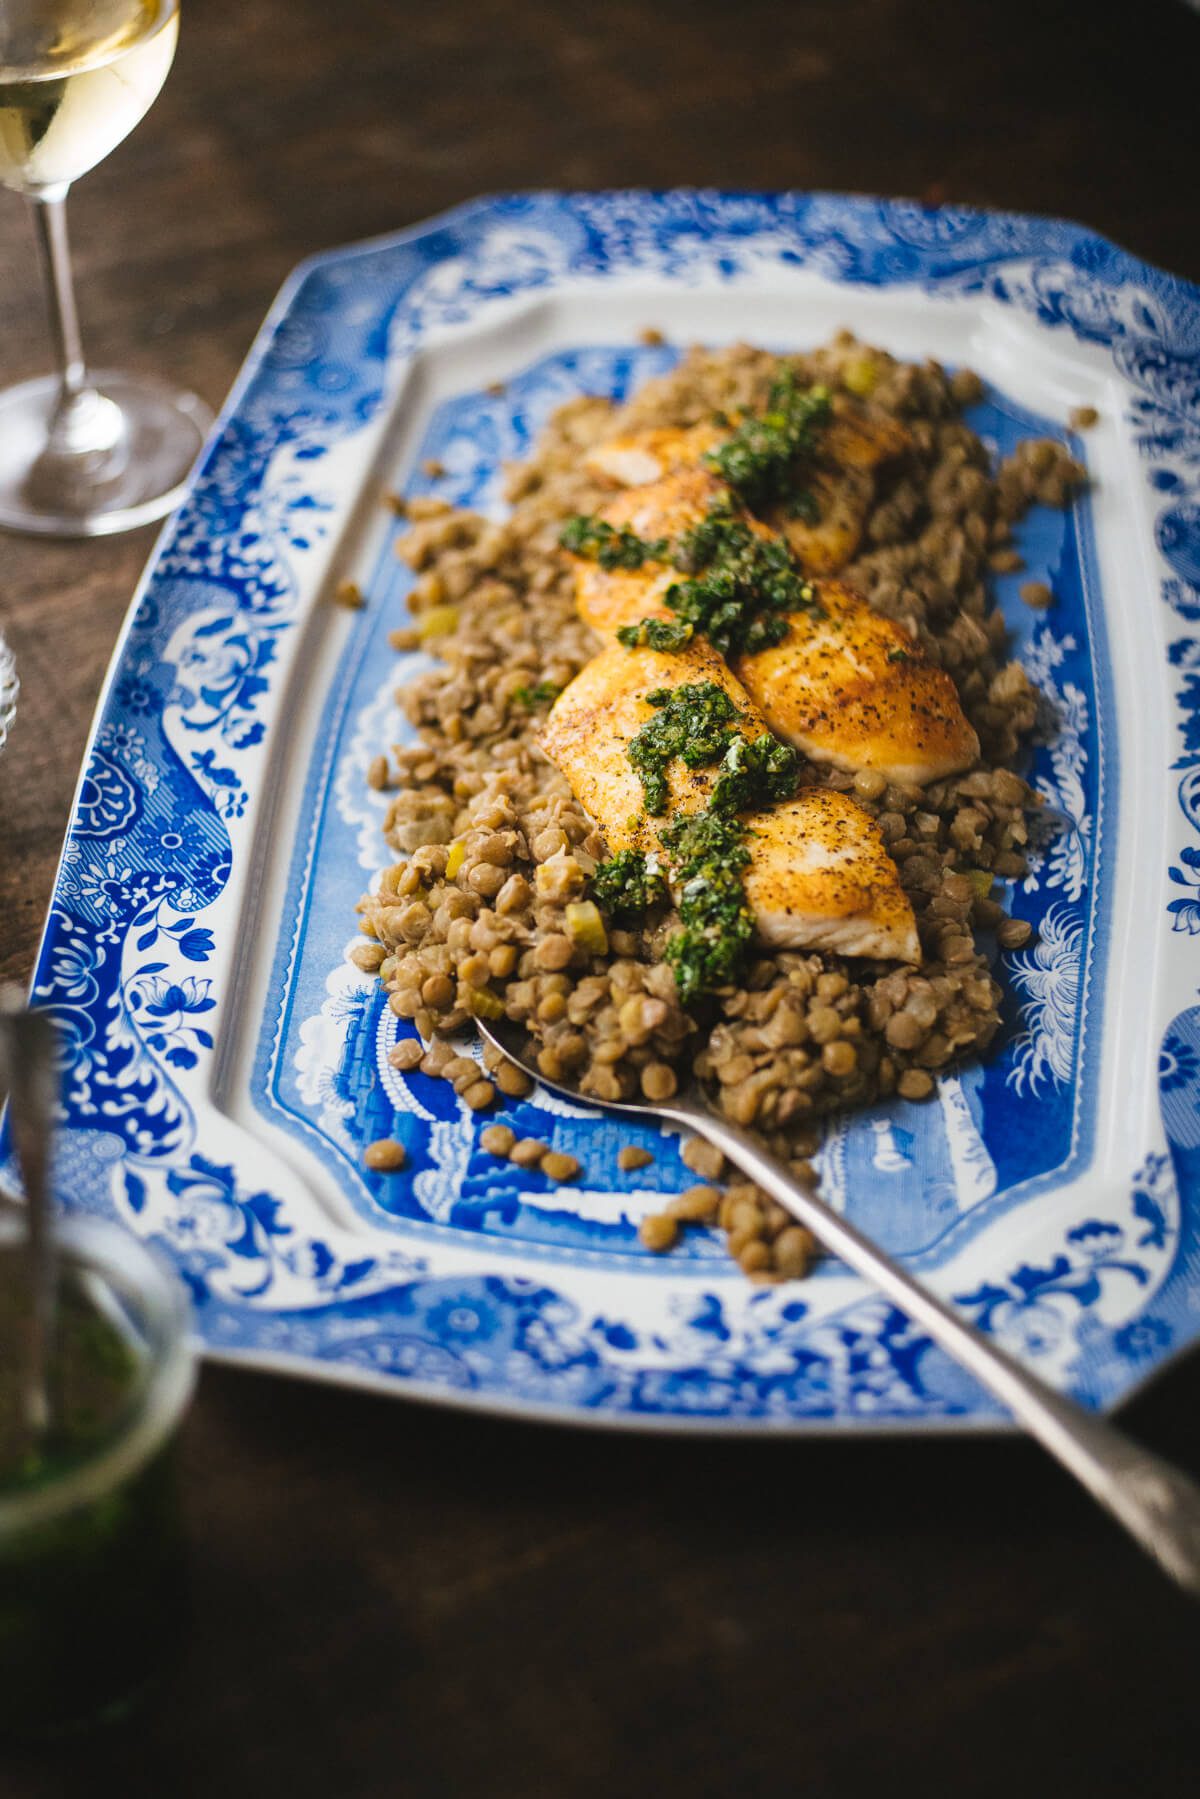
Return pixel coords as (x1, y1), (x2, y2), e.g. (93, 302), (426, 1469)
(9, 190), (1200, 1433)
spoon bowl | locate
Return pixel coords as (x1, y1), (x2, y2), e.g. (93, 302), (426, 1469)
(476, 1013), (715, 1127)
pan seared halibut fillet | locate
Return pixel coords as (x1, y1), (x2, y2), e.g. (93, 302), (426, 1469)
(733, 584), (980, 787)
(585, 395), (909, 575)
(568, 473), (979, 787)
(740, 789), (921, 961)
(538, 643), (920, 964)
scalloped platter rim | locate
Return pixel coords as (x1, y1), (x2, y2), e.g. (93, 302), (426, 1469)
(7, 189), (1200, 1435)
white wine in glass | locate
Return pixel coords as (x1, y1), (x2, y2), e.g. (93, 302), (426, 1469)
(0, 1), (212, 537)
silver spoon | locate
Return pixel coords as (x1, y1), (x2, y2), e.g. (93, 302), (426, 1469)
(0, 994), (58, 1441)
(475, 1015), (1200, 1597)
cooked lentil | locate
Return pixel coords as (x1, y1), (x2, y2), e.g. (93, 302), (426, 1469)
(480, 1123), (516, 1158)
(639, 1212), (678, 1252)
(541, 1150), (581, 1183)
(774, 1224), (818, 1280)
(617, 1145), (654, 1172)
(509, 1137), (549, 1168)
(363, 1139), (407, 1172)
(355, 335), (1086, 1279)
(666, 1185), (722, 1222)
(680, 1138), (726, 1182)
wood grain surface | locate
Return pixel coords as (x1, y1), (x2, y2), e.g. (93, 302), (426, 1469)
(2, 2), (1199, 1793)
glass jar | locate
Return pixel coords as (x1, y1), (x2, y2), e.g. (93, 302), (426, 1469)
(0, 1211), (195, 1737)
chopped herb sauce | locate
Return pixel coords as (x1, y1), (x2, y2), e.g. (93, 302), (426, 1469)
(627, 681), (745, 815)
(592, 680), (799, 1002)
(615, 617), (694, 652)
(702, 371), (832, 510)
(708, 729), (800, 816)
(614, 498), (823, 661)
(788, 488), (821, 523)
(591, 848), (668, 918)
(658, 812), (755, 1002)
(664, 500), (822, 656)
(559, 514), (668, 570)
(512, 679), (562, 707)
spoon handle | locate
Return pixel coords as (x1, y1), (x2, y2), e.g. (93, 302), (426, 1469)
(673, 1101), (1200, 1597)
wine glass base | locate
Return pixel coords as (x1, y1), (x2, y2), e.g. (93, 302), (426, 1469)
(0, 371), (214, 539)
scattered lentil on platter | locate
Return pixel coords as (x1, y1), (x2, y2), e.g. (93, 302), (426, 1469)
(363, 1139), (407, 1172)
(617, 1145), (654, 1173)
(639, 1213), (678, 1252)
(480, 1123), (516, 1158)
(541, 1150), (581, 1183)
(666, 1185), (721, 1222)
(510, 1138), (549, 1168)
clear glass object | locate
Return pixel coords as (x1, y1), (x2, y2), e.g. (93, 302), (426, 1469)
(0, 630), (17, 755)
(0, 1211), (195, 1737)
(0, 1), (212, 537)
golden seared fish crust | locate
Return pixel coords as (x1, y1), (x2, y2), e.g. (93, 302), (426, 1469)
(570, 467), (735, 639)
(733, 581), (980, 787)
(743, 789), (920, 963)
(773, 464), (874, 575)
(538, 640), (764, 855)
(584, 395), (909, 576)
(538, 645), (920, 964)
(584, 421), (723, 490)
(569, 473), (979, 787)
(822, 403), (910, 472)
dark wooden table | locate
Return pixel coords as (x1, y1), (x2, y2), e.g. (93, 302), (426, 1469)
(3, 2), (1200, 1792)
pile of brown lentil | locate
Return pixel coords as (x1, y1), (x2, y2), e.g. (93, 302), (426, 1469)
(353, 333), (1085, 1279)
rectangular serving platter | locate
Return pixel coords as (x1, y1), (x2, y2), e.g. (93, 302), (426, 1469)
(9, 191), (1200, 1432)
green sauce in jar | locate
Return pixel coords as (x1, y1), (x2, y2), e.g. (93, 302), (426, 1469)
(0, 1225), (192, 1739)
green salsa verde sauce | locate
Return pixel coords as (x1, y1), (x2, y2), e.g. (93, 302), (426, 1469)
(0, 1262), (186, 1738)
(592, 681), (799, 1005)
(560, 376), (831, 659)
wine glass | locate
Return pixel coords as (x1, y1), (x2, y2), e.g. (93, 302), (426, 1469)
(0, 1), (212, 537)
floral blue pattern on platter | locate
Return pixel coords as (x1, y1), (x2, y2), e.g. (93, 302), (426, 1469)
(6, 190), (1200, 1432)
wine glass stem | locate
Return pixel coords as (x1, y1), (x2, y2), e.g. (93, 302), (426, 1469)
(30, 186), (87, 400)
(26, 186), (125, 470)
